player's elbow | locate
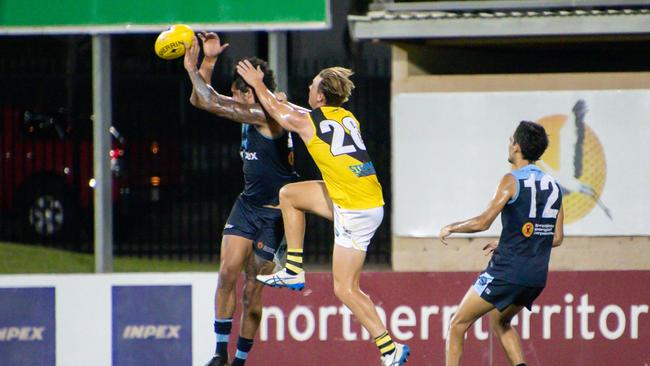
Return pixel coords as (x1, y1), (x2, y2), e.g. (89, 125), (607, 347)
(476, 216), (492, 232)
(190, 95), (211, 112)
(552, 233), (564, 247)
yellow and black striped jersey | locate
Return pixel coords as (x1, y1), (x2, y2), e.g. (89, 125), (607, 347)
(306, 106), (384, 210)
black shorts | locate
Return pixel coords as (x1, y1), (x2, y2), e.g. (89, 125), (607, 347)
(472, 272), (544, 311)
(223, 196), (284, 262)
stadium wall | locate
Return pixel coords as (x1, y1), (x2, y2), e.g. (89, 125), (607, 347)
(1, 272), (648, 365)
(389, 45), (650, 272)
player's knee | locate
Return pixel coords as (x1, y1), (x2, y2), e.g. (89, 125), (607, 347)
(217, 265), (239, 289)
(333, 281), (353, 301)
(279, 185), (295, 207)
(491, 316), (512, 333)
(449, 314), (471, 333)
(242, 289), (263, 318)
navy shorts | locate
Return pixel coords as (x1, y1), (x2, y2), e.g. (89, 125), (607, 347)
(223, 196), (284, 262)
(472, 272), (544, 311)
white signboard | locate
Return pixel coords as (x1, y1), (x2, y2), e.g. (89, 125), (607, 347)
(392, 90), (650, 236)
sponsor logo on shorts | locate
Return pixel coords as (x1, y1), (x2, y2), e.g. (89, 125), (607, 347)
(225, 224), (234, 229)
(478, 276), (489, 286)
(522, 222), (534, 238)
(256, 241), (275, 254)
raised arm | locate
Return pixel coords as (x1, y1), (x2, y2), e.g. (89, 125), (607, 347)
(439, 173), (517, 245)
(183, 35), (269, 125)
(188, 32), (225, 106)
(236, 59), (314, 140)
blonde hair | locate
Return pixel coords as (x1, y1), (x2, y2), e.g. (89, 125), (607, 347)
(317, 67), (355, 106)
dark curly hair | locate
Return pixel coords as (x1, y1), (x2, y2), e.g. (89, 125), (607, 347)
(513, 121), (549, 161)
(232, 57), (276, 95)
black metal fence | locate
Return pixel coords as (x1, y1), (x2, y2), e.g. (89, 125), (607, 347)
(0, 35), (391, 265)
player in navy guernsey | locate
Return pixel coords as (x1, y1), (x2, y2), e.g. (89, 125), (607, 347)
(439, 121), (564, 366)
(183, 33), (300, 366)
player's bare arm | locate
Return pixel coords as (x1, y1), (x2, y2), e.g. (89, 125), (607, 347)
(552, 206), (565, 247)
(236, 59), (314, 141)
(183, 35), (271, 126)
(188, 32), (228, 106)
(439, 173), (517, 245)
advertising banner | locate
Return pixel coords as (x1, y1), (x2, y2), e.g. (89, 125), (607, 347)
(0, 271), (647, 365)
(392, 90), (650, 237)
(112, 285), (192, 366)
(0, 287), (55, 366)
(245, 272), (650, 365)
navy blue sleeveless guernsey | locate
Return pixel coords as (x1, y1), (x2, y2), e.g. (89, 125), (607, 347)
(487, 165), (562, 287)
(239, 124), (297, 206)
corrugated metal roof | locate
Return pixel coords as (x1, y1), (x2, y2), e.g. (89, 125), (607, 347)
(348, 1), (650, 40)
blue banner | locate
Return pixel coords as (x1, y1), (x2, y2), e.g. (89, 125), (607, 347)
(112, 285), (192, 366)
(0, 287), (55, 366)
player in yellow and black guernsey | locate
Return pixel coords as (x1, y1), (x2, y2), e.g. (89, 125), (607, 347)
(237, 62), (409, 366)
(308, 106), (384, 209)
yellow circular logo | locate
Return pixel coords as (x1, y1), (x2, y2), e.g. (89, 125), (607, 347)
(522, 222), (535, 238)
(536, 100), (609, 224)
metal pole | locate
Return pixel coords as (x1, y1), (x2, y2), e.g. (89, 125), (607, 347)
(268, 31), (288, 94)
(92, 34), (113, 273)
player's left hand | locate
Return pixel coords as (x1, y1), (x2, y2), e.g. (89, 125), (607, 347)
(236, 59), (265, 89)
(439, 225), (452, 245)
(198, 32), (229, 59)
(482, 240), (498, 256)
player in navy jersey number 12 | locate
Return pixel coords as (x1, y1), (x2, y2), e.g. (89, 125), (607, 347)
(439, 121), (564, 366)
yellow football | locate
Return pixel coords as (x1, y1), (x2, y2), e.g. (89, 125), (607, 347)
(154, 24), (194, 60)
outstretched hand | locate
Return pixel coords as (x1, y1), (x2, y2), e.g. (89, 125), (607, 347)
(439, 225), (452, 245)
(482, 240), (498, 256)
(236, 59), (265, 90)
(198, 32), (229, 59)
(183, 36), (200, 72)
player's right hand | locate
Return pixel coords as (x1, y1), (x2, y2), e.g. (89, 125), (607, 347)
(482, 240), (498, 256)
(183, 36), (200, 72)
(199, 32), (229, 59)
(438, 226), (451, 245)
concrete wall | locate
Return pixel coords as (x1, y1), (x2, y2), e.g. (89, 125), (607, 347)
(390, 45), (650, 272)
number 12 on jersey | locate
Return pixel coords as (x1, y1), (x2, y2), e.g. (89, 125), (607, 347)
(523, 173), (560, 219)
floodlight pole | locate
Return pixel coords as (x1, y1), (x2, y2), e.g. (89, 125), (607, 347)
(92, 34), (114, 273)
(268, 32), (288, 95)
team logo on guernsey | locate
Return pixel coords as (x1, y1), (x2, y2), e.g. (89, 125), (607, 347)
(522, 222), (535, 238)
(536, 100), (610, 224)
(349, 162), (376, 177)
